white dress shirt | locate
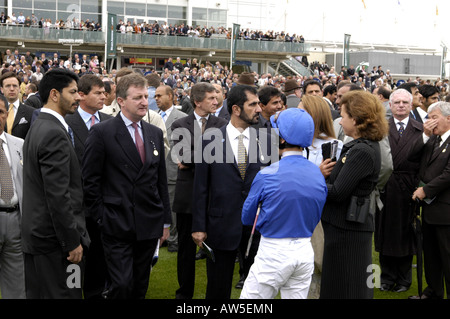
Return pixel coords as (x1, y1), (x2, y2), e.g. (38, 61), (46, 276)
(226, 122), (250, 164)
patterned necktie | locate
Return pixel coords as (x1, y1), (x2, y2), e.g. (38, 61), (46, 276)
(237, 134), (247, 180)
(398, 122), (404, 137)
(67, 126), (75, 147)
(7, 104), (14, 135)
(90, 115), (96, 129)
(132, 122), (145, 163)
(0, 140), (14, 205)
(200, 117), (207, 134)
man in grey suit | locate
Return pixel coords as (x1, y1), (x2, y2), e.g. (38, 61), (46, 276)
(155, 85), (187, 252)
(0, 94), (25, 299)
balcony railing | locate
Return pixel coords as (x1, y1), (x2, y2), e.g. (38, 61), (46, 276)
(0, 26), (310, 55)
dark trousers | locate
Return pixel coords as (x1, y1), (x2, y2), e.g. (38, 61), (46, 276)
(379, 254), (413, 287)
(175, 213), (197, 299)
(206, 248), (238, 299)
(101, 234), (157, 299)
(422, 220), (450, 299)
(24, 250), (84, 299)
(83, 217), (109, 299)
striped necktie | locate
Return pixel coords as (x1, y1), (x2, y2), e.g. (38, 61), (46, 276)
(0, 140), (14, 205)
(132, 122), (145, 163)
(200, 117), (207, 134)
(237, 134), (247, 180)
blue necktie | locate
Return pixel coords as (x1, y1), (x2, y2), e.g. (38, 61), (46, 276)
(68, 126), (75, 147)
(398, 122), (404, 137)
(160, 111), (166, 122)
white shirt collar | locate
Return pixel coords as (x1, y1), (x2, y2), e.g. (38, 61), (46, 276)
(226, 122), (250, 141)
(0, 131), (7, 145)
(281, 150), (303, 158)
(40, 108), (69, 132)
(394, 116), (409, 127)
(440, 129), (450, 146)
(416, 107), (428, 122)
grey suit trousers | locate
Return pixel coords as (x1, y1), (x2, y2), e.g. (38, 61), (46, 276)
(0, 210), (25, 299)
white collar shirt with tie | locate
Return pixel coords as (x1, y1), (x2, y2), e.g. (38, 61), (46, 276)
(193, 111), (210, 131)
(394, 117), (409, 132)
(226, 123), (250, 164)
(120, 112), (143, 143)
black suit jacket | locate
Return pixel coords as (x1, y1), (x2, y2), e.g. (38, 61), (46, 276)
(7, 102), (35, 139)
(411, 108), (424, 123)
(22, 111), (90, 255)
(65, 110), (113, 165)
(171, 113), (227, 214)
(191, 126), (273, 250)
(217, 100), (230, 121)
(82, 114), (172, 241)
(408, 133), (450, 224)
(24, 93), (43, 109)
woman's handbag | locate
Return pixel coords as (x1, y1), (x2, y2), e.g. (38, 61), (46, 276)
(346, 195), (371, 224)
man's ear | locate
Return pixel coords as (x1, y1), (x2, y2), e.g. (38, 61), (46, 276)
(232, 104), (241, 116)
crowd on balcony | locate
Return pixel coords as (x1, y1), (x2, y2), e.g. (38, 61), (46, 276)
(0, 11), (306, 43)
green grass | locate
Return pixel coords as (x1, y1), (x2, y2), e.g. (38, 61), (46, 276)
(146, 244), (428, 299)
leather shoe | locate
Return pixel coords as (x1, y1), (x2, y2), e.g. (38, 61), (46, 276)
(235, 277), (245, 289)
(392, 285), (409, 293)
(379, 283), (394, 291)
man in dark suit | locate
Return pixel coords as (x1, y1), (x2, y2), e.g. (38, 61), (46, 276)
(409, 101), (450, 299)
(23, 82), (43, 109)
(413, 84), (440, 123)
(171, 82), (227, 299)
(21, 68), (90, 299)
(82, 73), (171, 299)
(375, 89), (423, 293)
(0, 72), (34, 139)
(212, 83), (230, 122)
(191, 84), (275, 299)
(398, 82), (424, 123)
(155, 85), (188, 252)
(65, 74), (112, 299)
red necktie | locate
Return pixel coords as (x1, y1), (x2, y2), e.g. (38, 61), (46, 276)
(90, 115), (96, 128)
(132, 122), (145, 163)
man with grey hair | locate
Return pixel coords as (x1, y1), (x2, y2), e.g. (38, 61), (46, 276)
(376, 88), (423, 293)
(409, 101), (450, 299)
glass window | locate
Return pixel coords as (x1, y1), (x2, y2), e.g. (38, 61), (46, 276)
(168, 19), (186, 27)
(81, 0), (101, 13)
(192, 8), (207, 20)
(12, 0), (32, 8)
(168, 6), (186, 19)
(81, 13), (101, 24)
(147, 4), (166, 18)
(58, 10), (80, 22)
(33, 0), (56, 10)
(125, 2), (145, 16)
(192, 20), (206, 28)
(107, 1), (124, 15)
(58, 0), (79, 11)
(208, 9), (226, 23)
(13, 8), (32, 19)
(0, 0), (6, 8)
(34, 10), (56, 23)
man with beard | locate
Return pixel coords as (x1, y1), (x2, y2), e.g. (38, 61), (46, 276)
(192, 84), (275, 299)
(22, 69), (90, 298)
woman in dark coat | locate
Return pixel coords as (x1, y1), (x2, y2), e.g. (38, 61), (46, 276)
(319, 91), (388, 299)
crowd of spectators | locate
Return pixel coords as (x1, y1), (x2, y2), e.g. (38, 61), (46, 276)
(0, 11), (306, 43)
(2, 44), (449, 107)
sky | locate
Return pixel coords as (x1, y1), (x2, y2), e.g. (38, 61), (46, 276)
(280, 0), (450, 51)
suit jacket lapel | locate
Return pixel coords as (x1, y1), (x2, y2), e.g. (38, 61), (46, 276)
(429, 135), (450, 164)
(11, 104), (25, 130)
(69, 111), (89, 144)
